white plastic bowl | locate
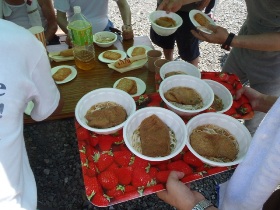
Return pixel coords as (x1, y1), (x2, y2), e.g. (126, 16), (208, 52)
(186, 113), (252, 167)
(204, 79), (233, 113)
(75, 88), (136, 135)
(160, 61), (201, 80)
(149, 10), (183, 36)
(93, 31), (117, 48)
(159, 75), (214, 117)
(123, 107), (187, 161)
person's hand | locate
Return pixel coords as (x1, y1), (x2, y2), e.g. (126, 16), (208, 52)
(157, 0), (184, 13)
(235, 86), (270, 112)
(122, 25), (134, 40)
(236, 86), (278, 113)
(157, 171), (206, 210)
(191, 25), (229, 45)
(196, 0), (211, 11)
(235, 87), (262, 110)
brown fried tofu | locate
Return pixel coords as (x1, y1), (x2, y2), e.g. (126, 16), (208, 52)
(155, 17), (176, 28)
(131, 47), (146, 57)
(103, 51), (122, 60)
(194, 13), (210, 27)
(129, 83), (137, 94)
(116, 78), (137, 94)
(52, 67), (72, 81)
(190, 131), (238, 161)
(139, 114), (171, 157)
(86, 106), (127, 128)
(164, 87), (202, 105)
(59, 49), (74, 57)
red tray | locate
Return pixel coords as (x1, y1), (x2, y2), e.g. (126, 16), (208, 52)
(75, 72), (254, 207)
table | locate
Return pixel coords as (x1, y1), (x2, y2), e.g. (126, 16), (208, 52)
(24, 36), (156, 123)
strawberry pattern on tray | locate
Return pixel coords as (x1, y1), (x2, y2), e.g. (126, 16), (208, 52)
(75, 72), (253, 207)
(75, 122), (236, 207)
(201, 72), (254, 119)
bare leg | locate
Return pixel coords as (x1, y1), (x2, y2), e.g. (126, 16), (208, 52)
(163, 49), (174, 61)
(189, 57), (199, 67)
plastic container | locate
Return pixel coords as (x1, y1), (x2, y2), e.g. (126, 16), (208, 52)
(185, 113), (252, 167)
(68, 6), (95, 70)
(149, 10), (183, 36)
(123, 107), (187, 162)
(203, 79), (233, 114)
(159, 61), (201, 80)
(159, 75), (214, 117)
(75, 88), (136, 135)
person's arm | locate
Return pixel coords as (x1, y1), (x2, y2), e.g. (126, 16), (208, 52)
(116, 0), (134, 40)
(56, 10), (72, 46)
(231, 32), (280, 51)
(235, 87), (278, 113)
(56, 10), (69, 34)
(116, 0), (131, 26)
(38, 0), (58, 42)
(158, 0), (202, 13)
(157, 171), (217, 210)
(191, 25), (280, 51)
(196, 0), (211, 11)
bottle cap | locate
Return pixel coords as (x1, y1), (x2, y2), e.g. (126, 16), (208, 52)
(73, 6), (81, 13)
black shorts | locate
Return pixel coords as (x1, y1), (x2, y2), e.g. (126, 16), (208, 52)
(150, 10), (200, 62)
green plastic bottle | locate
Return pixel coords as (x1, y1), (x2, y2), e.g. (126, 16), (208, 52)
(68, 6), (95, 70)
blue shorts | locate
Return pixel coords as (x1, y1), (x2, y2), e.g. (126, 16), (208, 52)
(104, 20), (114, 31)
(150, 10), (200, 62)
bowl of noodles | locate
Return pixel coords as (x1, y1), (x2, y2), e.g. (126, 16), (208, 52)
(149, 10), (183, 36)
(75, 88), (136, 135)
(160, 61), (201, 80)
(93, 31), (117, 48)
(185, 113), (252, 167)
(123, 107), (187, 161)
(204, 79), (233, 113)
(159, 75), (214, 117)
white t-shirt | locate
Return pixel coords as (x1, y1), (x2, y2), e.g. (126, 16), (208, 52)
(54, 0), (112, 34)
(0, 20), (60, 209)
(3, 1), (46, 29)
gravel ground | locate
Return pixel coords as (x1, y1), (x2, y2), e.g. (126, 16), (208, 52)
(25, 1), (246, 209)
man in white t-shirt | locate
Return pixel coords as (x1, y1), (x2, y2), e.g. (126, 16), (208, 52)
(0, 19), (63, 209)
(54, 0), (134, 42)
